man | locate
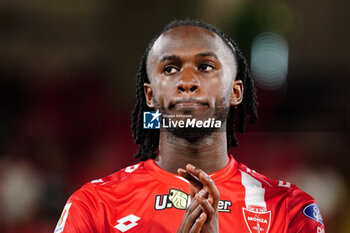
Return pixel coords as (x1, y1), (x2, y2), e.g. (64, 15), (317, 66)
(55, 20), (325, 233)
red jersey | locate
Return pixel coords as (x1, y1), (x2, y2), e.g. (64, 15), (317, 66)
(54, 155), (325, 233)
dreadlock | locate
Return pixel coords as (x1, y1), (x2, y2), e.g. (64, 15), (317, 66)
(131, 19), (258, 161)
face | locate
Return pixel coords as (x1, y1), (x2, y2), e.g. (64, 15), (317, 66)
(144, 26), (243, 137)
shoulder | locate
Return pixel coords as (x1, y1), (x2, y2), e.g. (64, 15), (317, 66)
(54, 161), (148, 233)
(238, 162), (313, 200)
(238, 163), (325, 232)
(237, 162), (319, 212)
(76, 161), (147, 195)
(65, 161), (148, 211)
(237, 162), (295, 193)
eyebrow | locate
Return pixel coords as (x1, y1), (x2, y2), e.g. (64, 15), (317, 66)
(160, 55), (179, 63)
(195, 52), (218, 59)
(159, 51), (218, 63)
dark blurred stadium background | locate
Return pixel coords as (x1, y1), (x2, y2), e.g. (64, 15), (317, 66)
(0, 0), (349, 232)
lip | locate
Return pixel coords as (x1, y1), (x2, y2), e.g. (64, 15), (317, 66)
(175, 102), (204, 109)
(170, 98), (209, 110)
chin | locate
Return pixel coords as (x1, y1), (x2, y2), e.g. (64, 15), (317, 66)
(166, 127), (218, 143)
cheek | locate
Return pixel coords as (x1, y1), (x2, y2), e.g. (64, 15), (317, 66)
(221, 71), (235, 100)
(152, 78), (176, 106)
(205, 73), (232, 105)
(207, 72), (228, 96)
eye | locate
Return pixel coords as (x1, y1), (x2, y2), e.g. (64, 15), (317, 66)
(163, 66), (179, 75)
(198, 63), (214, 72)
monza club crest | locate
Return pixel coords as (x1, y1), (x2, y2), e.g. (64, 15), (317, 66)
(242, 206), (271, 233)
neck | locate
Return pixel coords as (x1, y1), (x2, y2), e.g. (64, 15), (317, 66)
(155, 129), (229, 174)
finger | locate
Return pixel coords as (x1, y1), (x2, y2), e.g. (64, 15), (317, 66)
(186, 197), (199, 214)
(184, 165), (206, 197)
(186, 165), (220, 209)
(189, 212), (207, 233)
(189, 188), (208, 202)
(196, 193), (215, 219)
(185, 164), (202, 179)
(179, 199), (199, 233)
(184, 205), (203, 233)
(178, 168), (203, 195)
(189, 184), (198, 198)
(198, 171), (220, 209)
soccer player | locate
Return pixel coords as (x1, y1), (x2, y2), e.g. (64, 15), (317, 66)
(54, 20), (325, 233)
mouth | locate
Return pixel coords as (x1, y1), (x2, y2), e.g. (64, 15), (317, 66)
(175, 102), (205, 110)
(170, 98), (209, 110)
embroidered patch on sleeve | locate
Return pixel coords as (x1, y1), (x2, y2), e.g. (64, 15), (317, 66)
(302, 203), (324, 225)
(54, 203), (72, 233)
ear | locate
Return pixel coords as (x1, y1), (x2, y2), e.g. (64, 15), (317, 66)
(144, 83), (155, 108)
(231, 80), (243, 106)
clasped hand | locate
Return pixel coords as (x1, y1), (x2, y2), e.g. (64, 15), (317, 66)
(177, 164), (220, 233)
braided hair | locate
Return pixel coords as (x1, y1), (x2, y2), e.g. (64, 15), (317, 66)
(131, 19), (258, 161)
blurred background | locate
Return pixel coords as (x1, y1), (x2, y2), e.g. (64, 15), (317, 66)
(0, 0), (349, 232)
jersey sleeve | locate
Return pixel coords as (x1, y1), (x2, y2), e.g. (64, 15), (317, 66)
(287, 186), (325, 233)
(54, 185), (99, 233)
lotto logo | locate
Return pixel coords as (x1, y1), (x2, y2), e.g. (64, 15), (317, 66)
(114, 214), (141, 232)
(143, 110), (161, 129)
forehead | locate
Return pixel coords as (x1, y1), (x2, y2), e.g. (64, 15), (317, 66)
(148, 25), (233, 63)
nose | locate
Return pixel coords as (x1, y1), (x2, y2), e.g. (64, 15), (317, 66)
(176, 70), (199, 94)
